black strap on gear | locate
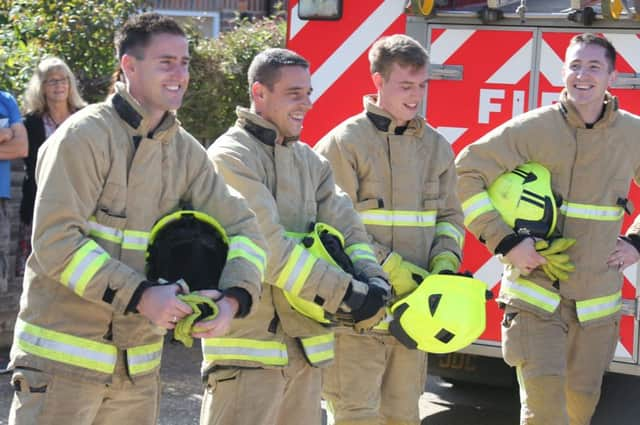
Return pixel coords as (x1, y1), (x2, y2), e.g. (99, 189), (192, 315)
(147, 212), (228, 291)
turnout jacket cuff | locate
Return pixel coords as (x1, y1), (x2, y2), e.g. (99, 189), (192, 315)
(110, 265), (147, 314)
(495, 233), (530, 255)
(223, 287), (252, 318)
(125, 280), (157, 314)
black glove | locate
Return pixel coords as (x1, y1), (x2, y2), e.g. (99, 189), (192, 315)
(340, 279), (387, 331)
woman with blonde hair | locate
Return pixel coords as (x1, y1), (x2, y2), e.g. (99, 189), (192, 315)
(17, 56), (87, 276)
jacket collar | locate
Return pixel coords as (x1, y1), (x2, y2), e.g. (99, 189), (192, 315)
(110, 82), (179, 140)
(363, 95), (425, 137)
(236, 107), (298, 146)
(558, 89), (618, 129)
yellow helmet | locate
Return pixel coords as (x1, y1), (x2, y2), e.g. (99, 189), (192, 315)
(284, 222), (355, 324)
(146, 210), (229, 292)
(389, 273), (489, 353)
(487, 162), (558, 238)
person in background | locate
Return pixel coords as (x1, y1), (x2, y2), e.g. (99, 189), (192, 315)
(0, 88), (28, 292)
(16, 56), (87, 276)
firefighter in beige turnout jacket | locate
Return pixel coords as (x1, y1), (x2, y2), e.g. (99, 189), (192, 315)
(202, 49), (388, 425)
(9, 14), (266, 425)
(315, 35), (464, 425)
(456, 34), (640, 425)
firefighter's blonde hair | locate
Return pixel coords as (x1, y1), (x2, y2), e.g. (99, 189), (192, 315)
(369, 34), (428, 80)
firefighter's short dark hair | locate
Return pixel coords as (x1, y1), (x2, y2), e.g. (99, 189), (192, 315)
(115, 12), (186, 60)
(568, 33), (617, 72)
(247, 48), (310, 97)
(369, 34), (429, 80)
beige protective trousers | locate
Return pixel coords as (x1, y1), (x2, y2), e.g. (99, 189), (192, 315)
(200, 335), (322, 425)
(322, 332), (427, 425)
(9, 354), (160, 425)
(501, 299), (619, 425)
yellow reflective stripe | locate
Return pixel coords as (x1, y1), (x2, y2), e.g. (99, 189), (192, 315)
(360, 209), (437, 227)
(122, 230), (149, 251)
(127, 341), (163, 375)
(559, 202), (623, 221)
(227, 236), (267, 280)
(202, 338), (288, 366)
(60, 240), (110, 296)
(275, 245), (317, 295)
(345, 243), (377, 264)
(501, 278), (560, 313)
(462, 192), (494, 227)
(88, 217), (123, 244)
(436, 222), (465, 248)
(300, 333), (334, 365)
(15, 318), (117, 374)
(576, 291), (622, 322)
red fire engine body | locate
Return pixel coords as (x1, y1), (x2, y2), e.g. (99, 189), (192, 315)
(286, 0), (640, 379)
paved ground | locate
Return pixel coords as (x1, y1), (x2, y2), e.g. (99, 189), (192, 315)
(1, 339), (639, 424)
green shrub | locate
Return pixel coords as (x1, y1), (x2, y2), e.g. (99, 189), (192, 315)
(180, 17), (286, 145)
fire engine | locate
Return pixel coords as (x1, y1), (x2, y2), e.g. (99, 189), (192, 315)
(286, 0), (640, 383)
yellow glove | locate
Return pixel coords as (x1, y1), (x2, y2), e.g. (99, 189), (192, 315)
(535, 238), (577, 282)
(429, 252), (460, 275)
(173, 293), (219, 348)
(382, 252), (429, 297)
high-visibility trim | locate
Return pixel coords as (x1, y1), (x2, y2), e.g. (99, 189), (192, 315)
(127, 341), (163, 376)
(227, 236), (267, 280)
(202, 338), (288, 366)
(345, 243), (377, 264)
(462, 192), (495, 227)
(275, 245), (317, 296)
(576, 291), (622, 323)
(501, 277), (560, 313)
(88, 217), (123, 244)
(360, 209), (437, 227)
(436, 222), (465, 248)
(300, 333), (335, 365)
(15, 318), (117, 374)
(122, 230), (149, 251)
(60, 240), (110, 296)
(559, 202), (623, 221)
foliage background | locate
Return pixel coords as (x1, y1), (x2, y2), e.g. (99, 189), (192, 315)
(0, 0), (286, 142)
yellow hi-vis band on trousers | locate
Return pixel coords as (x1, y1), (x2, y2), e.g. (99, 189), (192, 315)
(275, 244), (317, 296)
(345, 243), (377, 265)
(576, 291), (622, 323)
(462, 191), (495, 227)
(228, 235), (267, 280)
(202, 338), (288, 366)
(436, 221), (465, 248)
(127, 341), (163, 376)
(559, 202), (623, 221)
(360, 209), (437, 227)
(15, 318), (117, 374)
(60, 240), (110, 296)
(300, 333), (335, 365)
(501, 277), (561, 313)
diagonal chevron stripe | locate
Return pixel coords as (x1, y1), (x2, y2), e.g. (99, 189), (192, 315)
(437, 126), (468, 145)
(603, 33), (640, 72)
(487, 39), (533, 84)
(540, 39), (564, 87)
(623, 263), (637, 288)
(429, 29), (475, 65)
(310, 0), (406, 103)
(614, 340), (633, 360)
(288, 3), (307, 41)
(473, 255), (504, 290)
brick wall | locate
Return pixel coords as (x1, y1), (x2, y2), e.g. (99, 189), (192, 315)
(1, 161), (25, 348)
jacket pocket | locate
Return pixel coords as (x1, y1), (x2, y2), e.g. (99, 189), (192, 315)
(422, 181), (440, 201)
(97, 182), (126, 217)
(205, 367), (240, 393)
(355, 198), (382, 212)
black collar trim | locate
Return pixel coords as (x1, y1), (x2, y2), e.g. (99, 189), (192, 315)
(366, 111), (392, 132)
(113, 93), (142, 130)
(242, 120), (277, 146)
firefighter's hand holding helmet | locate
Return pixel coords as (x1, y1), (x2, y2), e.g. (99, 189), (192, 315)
(339, 278), (388, 332)
(504, 237), (546, 276)
(136, 281), (193, 329)
(190, 290), (239, 339)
